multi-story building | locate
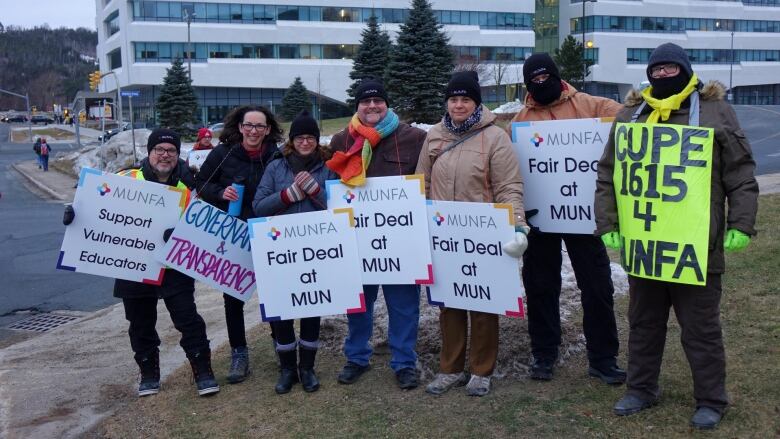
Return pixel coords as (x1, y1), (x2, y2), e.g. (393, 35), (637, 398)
(94, 0), (780, 125)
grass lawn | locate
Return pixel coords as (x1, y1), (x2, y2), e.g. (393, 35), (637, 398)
(90, 194), (780, 438)
(11, 127), (74, 142)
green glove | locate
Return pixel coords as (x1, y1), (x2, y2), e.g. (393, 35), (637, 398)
(601, 231), (622, 249)
(724, 229), (750, 252)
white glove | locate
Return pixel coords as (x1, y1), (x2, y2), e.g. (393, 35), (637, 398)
(503, 230), (529, 258)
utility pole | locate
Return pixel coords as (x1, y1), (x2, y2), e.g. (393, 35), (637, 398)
(0, 88), (32, 141)
(729, 31), (735, 103)
(184, 9), (195, 81)
(581, 0), (596, 91)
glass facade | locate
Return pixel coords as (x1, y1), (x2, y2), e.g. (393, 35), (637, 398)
(733, 84), (780, 104)
(105, 10), (120, 37)
(535, 0), (560, 53)
(574, 16), (780, 33)
(628, 48), (780, 63)
(108, 48), (122, 69)
(130, 1), (534, 30)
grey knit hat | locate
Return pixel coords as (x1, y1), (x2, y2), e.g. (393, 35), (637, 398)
(647, 43), (693, 79)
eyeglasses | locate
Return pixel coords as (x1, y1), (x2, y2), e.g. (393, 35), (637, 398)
(650, 63), (680, 77)
(294, 135), (317, 143)
(241, 122), (268, 132)
(531, 74), (550, 84)
(151, 146), (178, 156)
(358, 98), (386, 106)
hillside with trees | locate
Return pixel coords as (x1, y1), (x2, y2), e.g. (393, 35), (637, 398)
(0, 24), (97, 111)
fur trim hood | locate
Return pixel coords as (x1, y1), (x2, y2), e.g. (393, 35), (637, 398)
(623, 80), (726, 107)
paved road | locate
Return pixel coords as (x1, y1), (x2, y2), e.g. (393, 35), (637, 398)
(734, 105), (780, 175)
(0, 123), (115, 340)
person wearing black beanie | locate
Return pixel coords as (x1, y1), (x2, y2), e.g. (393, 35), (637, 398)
(522, 53), (563, 106)
(445, 70), (482, 106)
(354, 78), (389, 109)
(645, 42), (694, 99)
(146, 128), (181, 154)
(288, 110), (320, 145)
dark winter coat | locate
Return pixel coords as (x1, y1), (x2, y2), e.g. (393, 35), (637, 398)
(595, 81), (758, 274)
(253, 152), (337, 217)
(329, 122), (426, 177)
(195, 139), (280, 221)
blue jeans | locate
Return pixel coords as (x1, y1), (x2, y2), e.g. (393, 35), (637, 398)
(343, 284), (420, 372)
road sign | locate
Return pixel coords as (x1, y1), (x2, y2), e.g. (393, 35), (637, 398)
(121, 91), (140, 97)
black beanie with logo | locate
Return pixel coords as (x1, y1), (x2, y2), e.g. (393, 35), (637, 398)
(147, 128), (181, 154)
(445, 71), (482, 106)
(354, 78), (389, 108)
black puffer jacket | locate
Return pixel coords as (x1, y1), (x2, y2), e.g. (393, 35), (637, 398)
(195, 139), (280, 221)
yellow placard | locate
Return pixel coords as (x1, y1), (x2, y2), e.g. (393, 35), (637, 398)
(613, 122), (713, 285)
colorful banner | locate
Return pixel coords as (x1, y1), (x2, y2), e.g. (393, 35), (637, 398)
(511, 118), (613, 234)
(58, 167), (188, 284)
(613, 122), (713, 285)
(326, 175), (434, 285)
(425, 200), (525, 317)
(158, 200), (256, 301)
(248, 209), (365, 321)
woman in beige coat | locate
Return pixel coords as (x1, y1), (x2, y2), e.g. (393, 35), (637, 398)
(416, 71), (529, 396)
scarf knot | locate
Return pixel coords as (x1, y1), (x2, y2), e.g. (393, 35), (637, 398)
(444, 105), (483, 135)
(641, 74), (699, 123)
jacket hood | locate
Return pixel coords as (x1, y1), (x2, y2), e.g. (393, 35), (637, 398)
(624, 80), (726, 107)
(523, 80), (578, 109)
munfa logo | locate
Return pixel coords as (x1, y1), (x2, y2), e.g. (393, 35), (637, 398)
(97, 183), (111, 196)
(267, 227), (281, 241)
(433, 211), (445, 226)
(530, 132), (544, 147)
(343, 190), (356, 204)
(449, 89), (468, 95)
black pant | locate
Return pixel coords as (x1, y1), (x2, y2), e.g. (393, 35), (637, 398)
(626, 275), (728, 411)
(271, 317), (321, 346)
(522, 231), (619, 366)
(123, 291), (209, 362)
(224, 294), (247, 348)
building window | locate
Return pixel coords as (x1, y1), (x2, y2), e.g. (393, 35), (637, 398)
(108, 48), (122, 69)
(105, 10), (120, 37)
(575, 15), (780, 33)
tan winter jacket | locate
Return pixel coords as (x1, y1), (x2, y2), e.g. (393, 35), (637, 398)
(416, 105), (528, 227)
(594, 81), (758, 274)
(512, 81), (623, 122)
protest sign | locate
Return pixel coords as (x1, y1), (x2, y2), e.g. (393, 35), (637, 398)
(326, 175), (433, 285)
(187, 149), (211, 170)
(613, 122), (713, 285)
(58, 167), (188, 284)
(158, 200), (256, 301)
(249, 209), (364, 321)
(426, 200), (524, 317)
(511, 118), (613, 234)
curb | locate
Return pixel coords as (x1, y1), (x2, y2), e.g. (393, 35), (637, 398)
(11, 163), (67, 201)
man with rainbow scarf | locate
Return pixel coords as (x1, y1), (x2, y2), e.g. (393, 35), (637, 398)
(327, 78), (427, 390)
(595, 43), (758, 430)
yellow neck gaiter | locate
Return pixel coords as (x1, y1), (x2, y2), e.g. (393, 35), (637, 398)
(641, 73), (699, 123)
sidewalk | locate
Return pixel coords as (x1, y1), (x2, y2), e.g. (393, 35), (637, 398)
(2, 161), (778, 439)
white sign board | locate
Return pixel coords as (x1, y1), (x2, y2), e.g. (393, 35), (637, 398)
(249, 209), (365, 321)
(426, 200), (525, 317)
(158, 200), (256, 301)
(511, 118), (613, 234)
(58, 167), (188, 284)
(187, 149), (212, 170)
(326, 175), (433, 285)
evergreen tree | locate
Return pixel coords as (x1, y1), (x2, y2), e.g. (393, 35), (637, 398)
(553, 35), (594, 90)
(385, 0), (454, 123)
(346, 14), (392, 107)
(156, 58), (198, 132)
(280, 77), (311, 121)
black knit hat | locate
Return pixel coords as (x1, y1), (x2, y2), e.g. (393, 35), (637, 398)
(288, 110), (320, 144)
(445, 71), (482, 106)
(147, 128), (181, 154)
(354, 78), (388, 108)
(523, 53), (560, 85)
(647, 43), (693, 79)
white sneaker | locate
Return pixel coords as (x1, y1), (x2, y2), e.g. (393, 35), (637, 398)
(466, 374), (491, 397)
(425, 372), (469, 395)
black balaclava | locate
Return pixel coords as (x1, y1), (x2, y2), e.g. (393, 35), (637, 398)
(646, 43), (694, 99)
(523, 53), (563, 106)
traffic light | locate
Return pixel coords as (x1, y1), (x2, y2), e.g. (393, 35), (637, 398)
(89, 71), (102, 91)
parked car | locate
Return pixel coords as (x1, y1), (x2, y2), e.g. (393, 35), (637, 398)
(31, 115), (55, 125)
(98, 122), (130, 142)
(2, 114), (28, 123)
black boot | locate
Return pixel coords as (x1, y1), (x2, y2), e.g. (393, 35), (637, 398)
(135, 350), (160, 397)
(298, 345), (320, 393)
(275, 349), (299, 394)
(187, 349), (220, 397)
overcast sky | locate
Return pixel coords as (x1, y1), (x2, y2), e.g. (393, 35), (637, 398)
(2, 0), (96, 30)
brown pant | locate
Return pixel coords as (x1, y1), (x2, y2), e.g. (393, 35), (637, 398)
(439, 308), (498, 377)
(627, 274), (728, 411)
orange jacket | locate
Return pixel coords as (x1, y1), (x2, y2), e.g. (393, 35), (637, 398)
(511, 81), (622, 122)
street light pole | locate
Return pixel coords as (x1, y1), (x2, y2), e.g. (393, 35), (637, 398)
(729, 31), (734, 102)
(184, 9), (195, 81)
(582, 1), (595, 90)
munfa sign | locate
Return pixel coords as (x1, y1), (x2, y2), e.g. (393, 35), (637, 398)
(426, 200), (525, 317)
(248, 209), (365, 321)
(58, 167), (188, 284)
(511, 118), (613, 234)
(326, 175), (434, 285)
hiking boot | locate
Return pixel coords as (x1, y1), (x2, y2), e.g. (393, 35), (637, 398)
(690, 407), (723, 430)
(466, 375), (491, 397)
(395, 368), (418, 390)
(276, 349), (299, 394)
(136, 352), (160, 397)
(425, 372), (469, 395)
(298, 345), (320, 393)
(530, 357), (556, 381)
(226, 346), (250, 384)
(187, 350), (220, 397)
(588, 363), (627, 385)
(337, 362), (370, 385)
(613, 394), (657, 416)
